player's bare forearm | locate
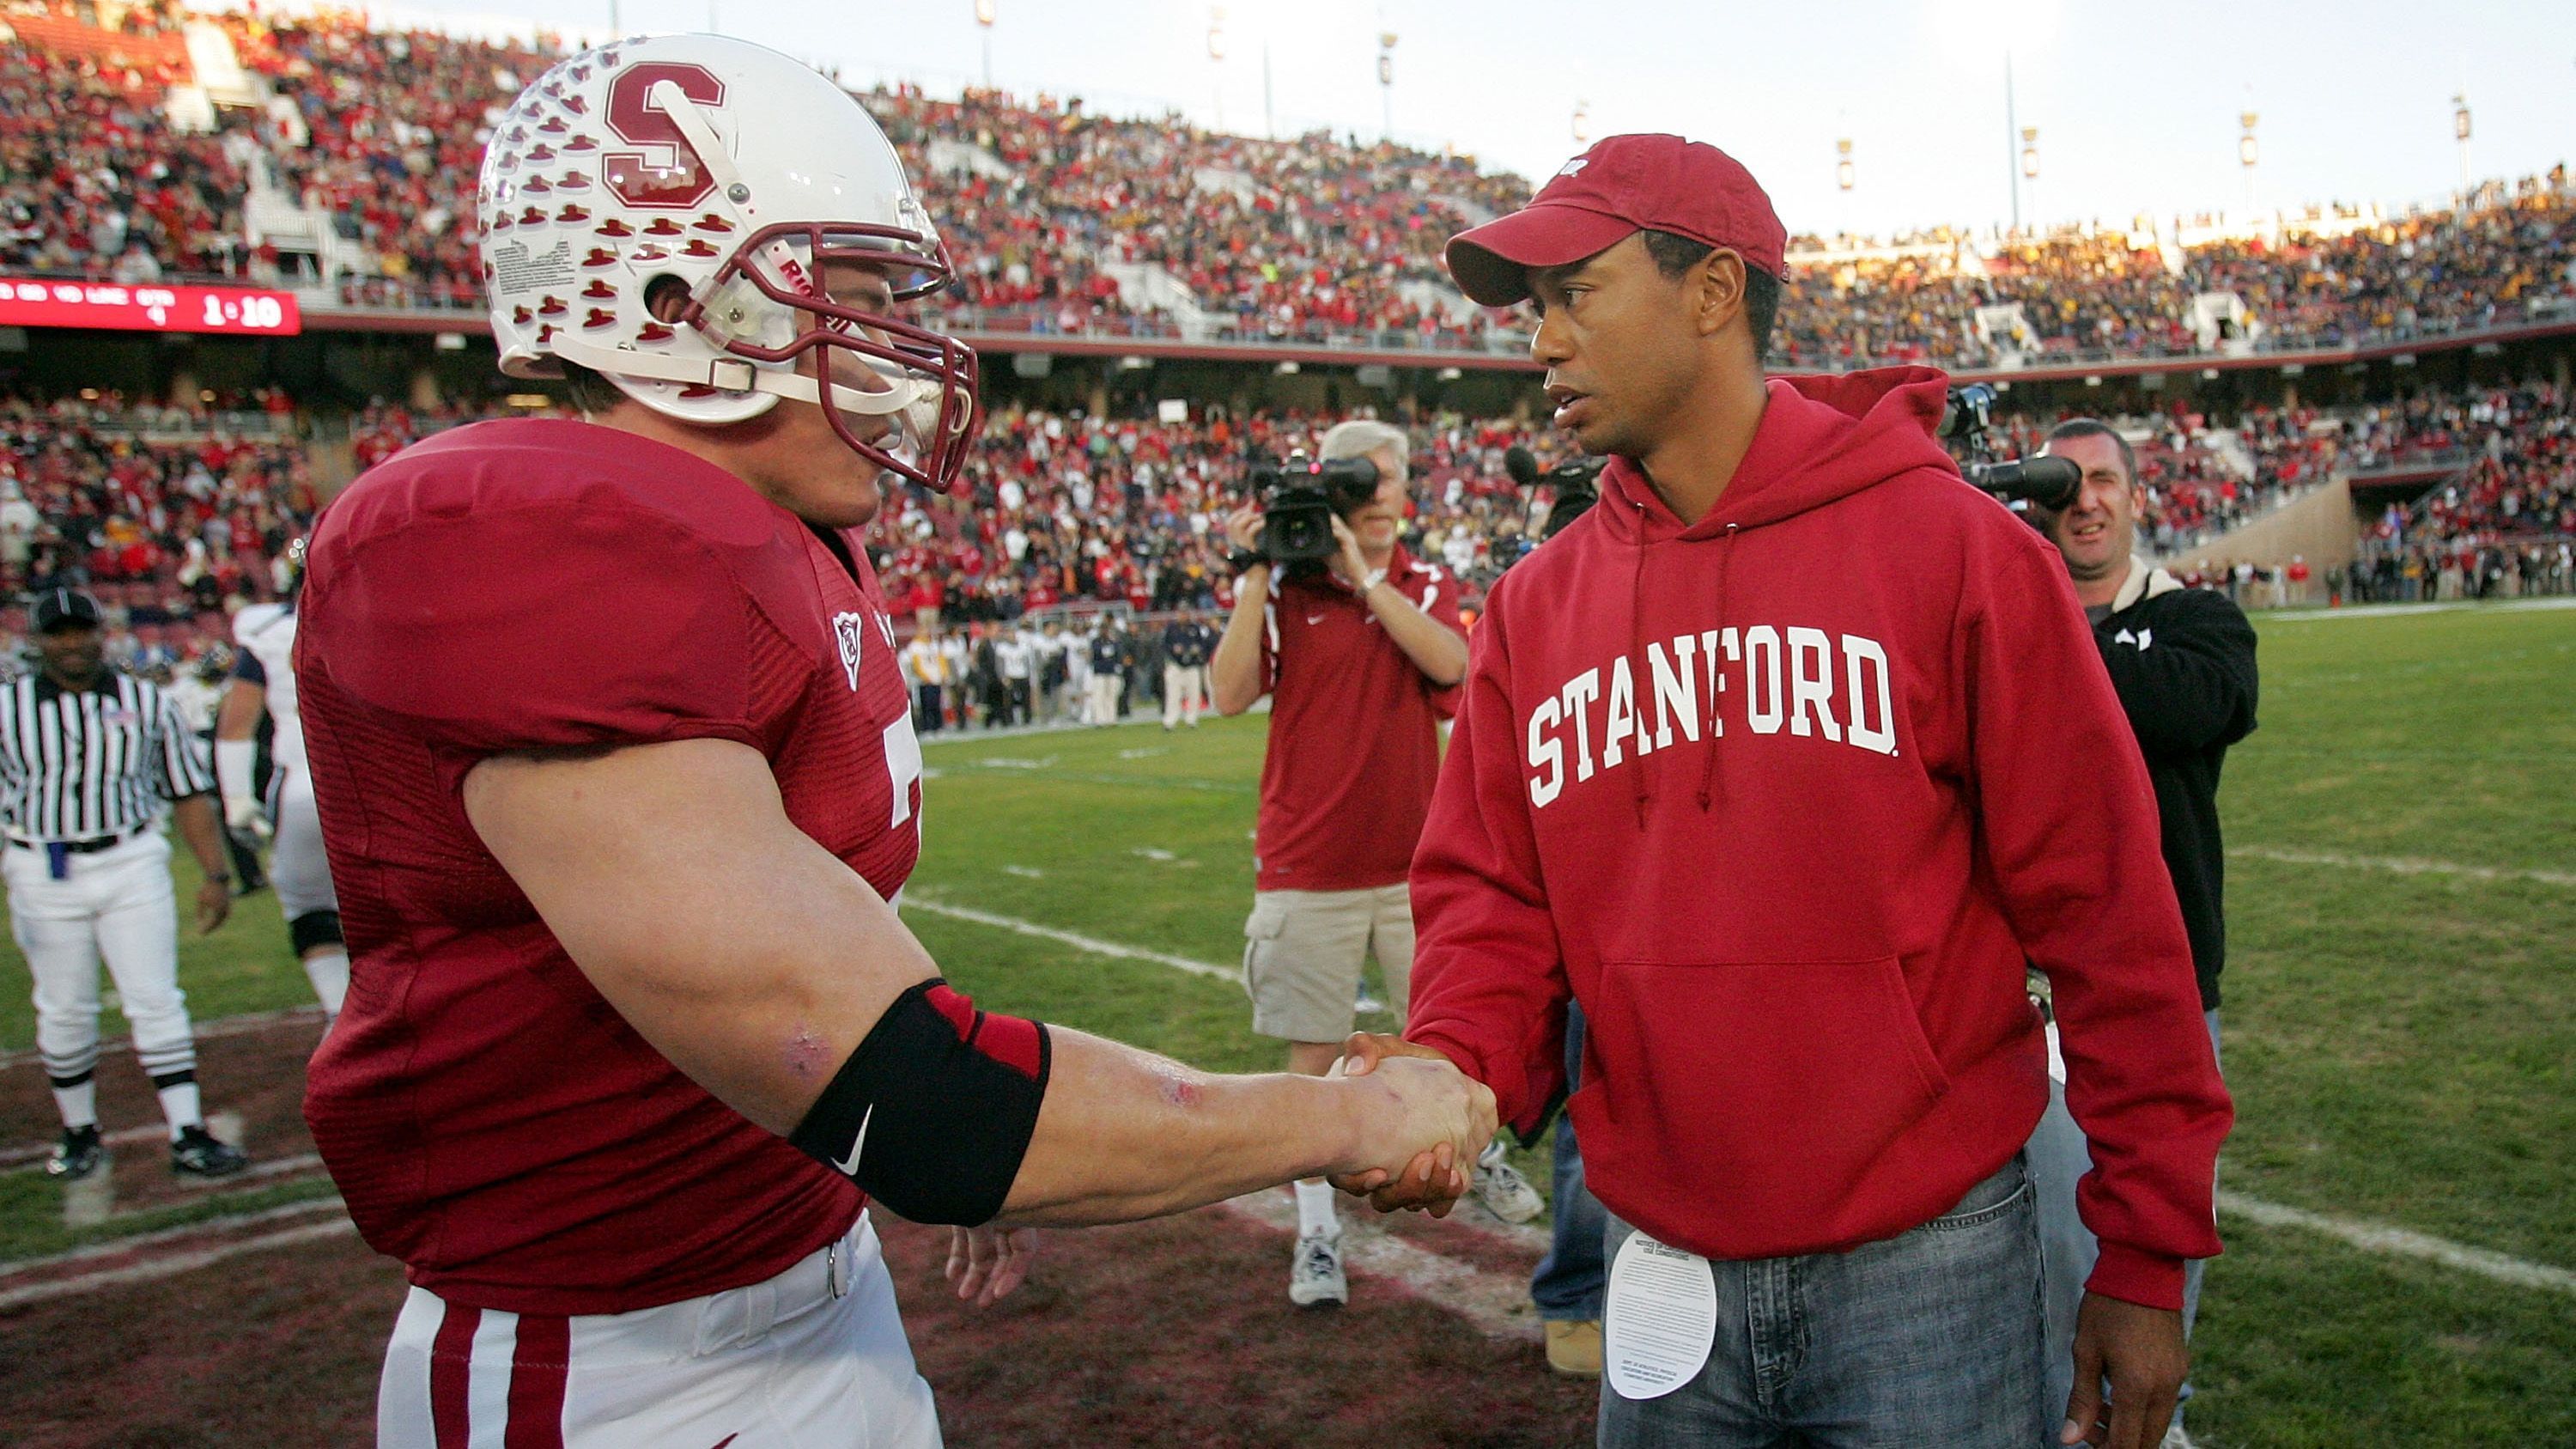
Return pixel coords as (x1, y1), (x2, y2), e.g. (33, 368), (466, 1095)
(213, 679), (264, 742)
(997, 1030), (1493, 1226)
(462, 737), (1495, 1222)
(1209, 564), (1269, 715)
(463, 738), (933, 1135)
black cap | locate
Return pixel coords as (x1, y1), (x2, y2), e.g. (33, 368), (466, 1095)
(30, 588), (102, 634)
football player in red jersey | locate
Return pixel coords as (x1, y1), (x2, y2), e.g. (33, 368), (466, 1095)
(295, 35), (1493, 1449)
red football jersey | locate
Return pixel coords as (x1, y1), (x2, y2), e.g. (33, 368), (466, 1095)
(296, 419), (924, 1315)
(1255, 545), (1464, 892)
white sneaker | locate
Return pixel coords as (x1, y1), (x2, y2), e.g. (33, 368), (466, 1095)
(1288, 1229), (1347, 1306)
(2160, 1427), (2196, 1449)
(1473, 1140), (1545, 1224)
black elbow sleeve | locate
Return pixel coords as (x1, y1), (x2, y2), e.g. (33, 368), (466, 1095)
(788, 978), (1052, 1227)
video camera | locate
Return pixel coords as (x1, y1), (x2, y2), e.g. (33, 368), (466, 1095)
(1504, 445), (1605, 540)
(1942, 383), (2081, 514)
(1248, 451), (1382, 568)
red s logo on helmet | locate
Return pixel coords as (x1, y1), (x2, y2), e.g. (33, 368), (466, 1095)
(603, 63), (726, 209)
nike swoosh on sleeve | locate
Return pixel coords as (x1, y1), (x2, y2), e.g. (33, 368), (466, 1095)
(831, 1105), (873, 1176)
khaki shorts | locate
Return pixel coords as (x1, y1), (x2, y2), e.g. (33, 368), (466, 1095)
(1242, 885), (1414, 1044)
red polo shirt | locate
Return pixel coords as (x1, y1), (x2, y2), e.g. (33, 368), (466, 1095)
(1255, 545), (1463, 892)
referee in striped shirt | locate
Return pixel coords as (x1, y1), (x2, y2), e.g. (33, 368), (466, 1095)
(3, 588), (247, 1180)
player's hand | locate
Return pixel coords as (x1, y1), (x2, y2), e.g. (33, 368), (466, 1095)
(1223, 502), (1267, 557)
(195, 875), (232, 935)
(2060, 1293), (2188, 1449)
(1327, 513), (1372, 589)
(224, 795), (270, 840)
(1328, 1036), (1494, 1215)
(945, 1223), (1040, 1307)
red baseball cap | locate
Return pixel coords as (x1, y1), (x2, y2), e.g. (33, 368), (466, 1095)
(1445, 133), (1789, 307)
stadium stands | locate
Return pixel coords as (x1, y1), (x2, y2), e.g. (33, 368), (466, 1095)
(3, 7), (2571, 367)
(3, 5), (2569, 672)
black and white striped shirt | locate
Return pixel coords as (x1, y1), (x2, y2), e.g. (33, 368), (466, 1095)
(0, 670), (216, 842)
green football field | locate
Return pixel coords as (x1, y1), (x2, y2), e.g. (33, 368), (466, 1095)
(0, 600), (2567, 1447)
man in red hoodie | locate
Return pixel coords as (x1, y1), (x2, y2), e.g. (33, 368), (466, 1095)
(1337, 135), (2231, 1449)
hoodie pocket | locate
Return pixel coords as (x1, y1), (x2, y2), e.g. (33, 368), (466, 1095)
(1572, 956), (1950, 1237)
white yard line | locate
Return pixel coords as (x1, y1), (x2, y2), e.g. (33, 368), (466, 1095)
(0, 1217), (359, 1310)
(0, 1196), (347, 1283)
(1221, 1186), (1541, 1340)
(2219, 1190), (2576, 1298)
(2260, 597), (2576, 622)
(2227, 844), (2576, 888)
(897, 896), (1237, 982)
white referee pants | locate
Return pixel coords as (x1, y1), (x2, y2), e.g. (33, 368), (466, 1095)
(3, 831), (195, 1087)
(379, 1215), (941, 1448)
(1162, 665), (1208, 727)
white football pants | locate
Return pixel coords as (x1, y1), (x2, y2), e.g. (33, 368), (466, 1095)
(378, 1214), (941, 1448)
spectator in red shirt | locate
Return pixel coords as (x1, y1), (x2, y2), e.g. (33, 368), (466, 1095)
(1210, 418), (1521, 1307)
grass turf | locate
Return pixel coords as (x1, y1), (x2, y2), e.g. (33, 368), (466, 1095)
(0, 600), (2564, 1446)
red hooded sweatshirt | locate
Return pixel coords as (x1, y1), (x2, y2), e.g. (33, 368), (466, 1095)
(1406, 368), (2230, 1310)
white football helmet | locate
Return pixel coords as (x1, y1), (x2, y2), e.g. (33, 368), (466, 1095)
(477, 33), (979, 491)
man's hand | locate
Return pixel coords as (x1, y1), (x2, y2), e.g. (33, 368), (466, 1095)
(1224, 503), (1264, 557)
(1329, 1032), (1490, 1214)
(1326, 513), (1372, 589)
(945, 1223), (1040, 1307)
(2061, 1293), (2188, 1449)
(194, 875), (231, 935)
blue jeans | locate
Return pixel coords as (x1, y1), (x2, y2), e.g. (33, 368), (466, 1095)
(1532, 1002), (1607, 1322)
(1597, 1156), (2045, 1448)
(2032, 1008), (2220, 1441)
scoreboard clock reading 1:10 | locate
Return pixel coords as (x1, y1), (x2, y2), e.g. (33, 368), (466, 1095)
(0, 277), (303, 336)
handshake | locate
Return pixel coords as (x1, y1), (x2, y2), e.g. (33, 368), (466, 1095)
(1324, 1032), (1499, 1217)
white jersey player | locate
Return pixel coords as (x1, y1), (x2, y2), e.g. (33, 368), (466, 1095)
(216, 577), (347, 1023)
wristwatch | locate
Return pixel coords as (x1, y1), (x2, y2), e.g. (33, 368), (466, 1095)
(1358, 568), (1388, 594)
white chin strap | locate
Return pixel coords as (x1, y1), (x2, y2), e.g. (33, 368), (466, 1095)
(548, 329), (946, 443)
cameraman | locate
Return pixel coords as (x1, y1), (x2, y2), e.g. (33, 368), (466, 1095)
(1209, 420), (1489, 1307)
(2032, 420), (2258, 1449)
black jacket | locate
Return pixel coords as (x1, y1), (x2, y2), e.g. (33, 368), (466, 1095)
(2092, 571), (2258, 1010)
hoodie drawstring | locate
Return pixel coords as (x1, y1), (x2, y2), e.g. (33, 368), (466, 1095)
(1629, 513), (1651, 831)
(1696, 523), (1738, 813)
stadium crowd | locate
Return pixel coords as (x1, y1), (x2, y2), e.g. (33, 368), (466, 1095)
(0, 390), (452, 668)
(2351, 382), (2576, 599)
(5, 7), (2573, 364)
(8, 373), (2567, 682)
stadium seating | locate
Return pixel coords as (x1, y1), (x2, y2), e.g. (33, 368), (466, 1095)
(4, 9), (2571, 366)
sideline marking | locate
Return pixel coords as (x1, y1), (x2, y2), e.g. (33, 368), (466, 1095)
(1221, 1187), (1541, 1340)
(899, 896), (1236, 982)
(2219, 1190), (2576, 1298)
(0, 1196), (346, 1283)
(2260, 597), (2576, 622)
(939, 762), (1255, 795)
(2228, 844), (2575, 888)
(0, 1216), (358, 1310)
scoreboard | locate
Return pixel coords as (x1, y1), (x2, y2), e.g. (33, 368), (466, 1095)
(0, 277), (302, 336)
